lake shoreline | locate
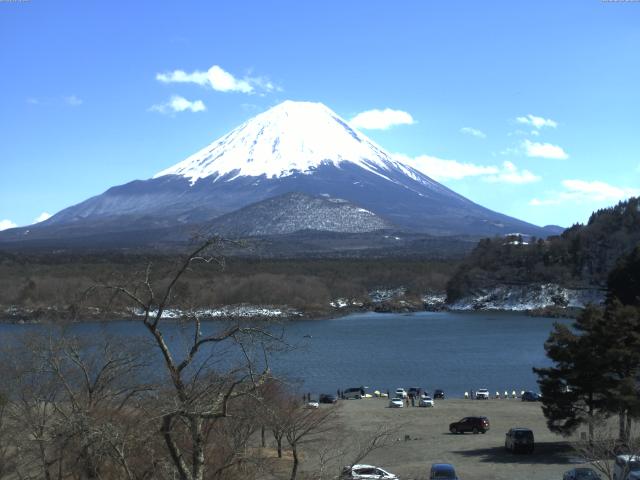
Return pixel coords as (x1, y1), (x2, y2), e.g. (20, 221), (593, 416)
(0, 300), (581, 324)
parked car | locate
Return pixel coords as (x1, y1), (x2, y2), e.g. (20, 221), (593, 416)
(305, 400), (319, 409)
(475, 388), (490, 400)
(429, 463), (459, 479)
(389, 397), (404, 408)
(433, 389), (445, 399)
(563, 467), (602, 479)
(505, 427), (535, 453)
(521, 391), (541, 402)
(341, 464), (399, 479)
(407, 387), (420, 398)
(419, 395), (434, 407)
(449, 416), (490, 434)
(319, 393), (337, 404)
(343, 387), (365, 399)
(613, 454), (640, 480)
(395, 388), (407, 398)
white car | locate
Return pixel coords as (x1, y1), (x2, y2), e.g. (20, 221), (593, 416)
(389, 397), (404, 408)
(614, 454), (640, 480)
(419, 396), (434, 407)
(305, 401), (319, 409)
(341, 464), (399, 479)
(395, 388), (407, 398)
(475, 388), (490, 400)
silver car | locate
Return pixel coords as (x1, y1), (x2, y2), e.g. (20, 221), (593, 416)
(341, 464), (399, 479)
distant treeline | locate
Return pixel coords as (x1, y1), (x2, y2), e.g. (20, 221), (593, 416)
(0, 252), (458, 318)
(446, 197), (640, 302)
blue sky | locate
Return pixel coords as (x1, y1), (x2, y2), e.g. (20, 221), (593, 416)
(1, 0), (639, 230)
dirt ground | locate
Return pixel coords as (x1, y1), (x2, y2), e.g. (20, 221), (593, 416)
(304, 397), (591, 480)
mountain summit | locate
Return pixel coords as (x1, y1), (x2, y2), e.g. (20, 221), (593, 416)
(0, 100), (561, 250)
(154, 100), (430, 187)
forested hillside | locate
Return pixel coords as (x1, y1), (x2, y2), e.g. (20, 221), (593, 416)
(446, 197), (640, 302)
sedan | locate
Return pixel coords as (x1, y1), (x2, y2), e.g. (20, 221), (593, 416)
(389, 397), (404, 408)
(341, 464), (399, 479)
(419, 396), (434, 407)
(562, 467), (601, 479)
(433, 389), (445, 399)
(395, 388), (407, 398)
(521, 391), (541, 402)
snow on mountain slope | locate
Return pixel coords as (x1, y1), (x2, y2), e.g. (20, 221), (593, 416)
(153, 100), (434, 189)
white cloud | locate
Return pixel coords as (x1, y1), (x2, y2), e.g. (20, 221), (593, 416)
(484, 161), (541, 184)
(530, 179), (640, 206)
(350, 108), (415, 130)
(395, 154), (539, 184)
(156, 65), (278, 94)
(460, 127), (486, 139)
(522, 139), (569, 160)
(34, 212), (51, 223)
(516, 114), (558, 129)
(65, 95), (83, 106)
(396, 153), (497, 180)
(150, 96), (206, 114)
(0, 219), (17, 231)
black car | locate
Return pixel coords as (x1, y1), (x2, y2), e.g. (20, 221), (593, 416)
(434, 389), (445, 399)
(505, 427), (535, 453)
(319, 393), (337, 404)
(407, 387), (420, 398)
(521, 391), (541, 402)
(449, 416), (490, 434)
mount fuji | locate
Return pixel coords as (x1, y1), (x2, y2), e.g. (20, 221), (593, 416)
(0, 100), (561, 251)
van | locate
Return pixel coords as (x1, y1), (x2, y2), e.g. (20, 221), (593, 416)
(343, 387), (364, 399)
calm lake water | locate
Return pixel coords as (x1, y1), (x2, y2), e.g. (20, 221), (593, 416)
(0, 311), (568, 397)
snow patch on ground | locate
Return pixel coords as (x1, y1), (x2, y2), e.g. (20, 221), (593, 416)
(135, 304), (302, 319)
(450, 283), (605, 311)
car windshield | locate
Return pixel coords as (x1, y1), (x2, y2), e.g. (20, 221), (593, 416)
(432, 469), (456, 479)
(515, 430), (533, 439)
(575, 469), (599, 479)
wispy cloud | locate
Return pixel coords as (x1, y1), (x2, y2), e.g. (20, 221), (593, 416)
(516, 114), (558, 129)
(0, 219), (17, 231)
(484, 161), (541, 184)
(156, 65), (279, 95)
(530, 180), (640, 206)
(150, 96), (206, 114)
(460, 127), (486, 139)
(26, 95), (83, 107)
(34, 212), (52, 223)
(65, 95), (83, 106)
(395, 154), (539, 184)
(350, 108), (415, 130)
(522, 139), (569, 160)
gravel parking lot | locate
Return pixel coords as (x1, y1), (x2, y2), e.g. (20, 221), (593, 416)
(320, 397), (588, 480)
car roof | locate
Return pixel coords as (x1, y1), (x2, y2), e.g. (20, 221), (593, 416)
(431, 463), (455, 470)
(617, 454), (640, 461)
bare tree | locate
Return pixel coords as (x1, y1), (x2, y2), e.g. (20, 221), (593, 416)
(283, 402), (336, 480)
(310, 423), (401, 480)
(0, 332), (157, 480)
(573, 418), (640, 480)
(89, 237), (277, 480)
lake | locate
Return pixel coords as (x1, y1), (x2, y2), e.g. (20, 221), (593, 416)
(0, 311), (568, 397)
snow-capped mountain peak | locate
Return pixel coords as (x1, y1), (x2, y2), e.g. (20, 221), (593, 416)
(153, 100), (411, 184)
